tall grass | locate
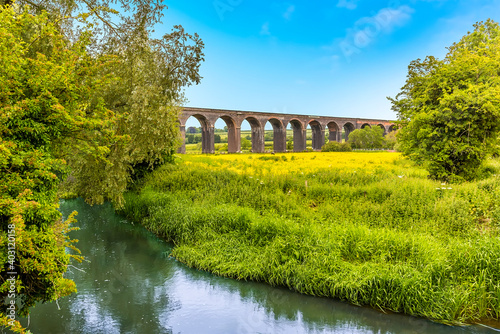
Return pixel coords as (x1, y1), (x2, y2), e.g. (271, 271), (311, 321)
(121, 152), (500, 325)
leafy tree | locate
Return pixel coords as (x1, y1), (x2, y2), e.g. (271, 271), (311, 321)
(214, 134), (221, 144)
(0, 0), (204, 331)
(389, 20), (500, 181)
(4, 0), (204, 206)
(347, 126), (385, 149)
(66, 4), (203, 206)
(0, 7), (116, 332)
(384, 131), (398, 150)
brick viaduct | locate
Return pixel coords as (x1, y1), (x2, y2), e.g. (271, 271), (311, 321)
(178, 107), (396, 154)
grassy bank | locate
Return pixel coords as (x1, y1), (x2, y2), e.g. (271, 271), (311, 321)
(120, 152), (500, 325)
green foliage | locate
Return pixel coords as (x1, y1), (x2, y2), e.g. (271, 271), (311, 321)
(241, 138), (251, 151)
(0, 6), (105, 331)
(384, 131), (398, 150)
(186, 134), (202, 144)
(0, 0), (204, 331)
(348, 127), (385, 149)
(9, 0), (205, 207)
(216, 143), (228, 152)
(66, 22), (203, 206)
(390, 19), (500, 181)
(121, 154), (500, 324)
(321, 141), (352, 152)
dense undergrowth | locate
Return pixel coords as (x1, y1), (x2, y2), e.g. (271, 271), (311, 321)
(120, 152), (500, 325)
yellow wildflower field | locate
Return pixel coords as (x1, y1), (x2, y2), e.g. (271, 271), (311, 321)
(179, 151), (426, 179)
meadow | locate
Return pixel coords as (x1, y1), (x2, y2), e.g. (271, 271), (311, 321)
(121, 152), (500, 325)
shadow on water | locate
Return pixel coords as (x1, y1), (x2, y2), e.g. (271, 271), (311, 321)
(14, 199), (498, 334)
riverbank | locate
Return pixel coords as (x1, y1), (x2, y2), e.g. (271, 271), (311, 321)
(120, 152), (500, 325)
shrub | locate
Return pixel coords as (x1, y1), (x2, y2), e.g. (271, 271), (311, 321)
(322, 141), (352, 152)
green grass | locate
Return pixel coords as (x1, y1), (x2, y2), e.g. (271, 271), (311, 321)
(120, 153), (500, 325)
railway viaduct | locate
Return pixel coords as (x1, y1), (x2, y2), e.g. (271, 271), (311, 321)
(178, 107), (396, 154)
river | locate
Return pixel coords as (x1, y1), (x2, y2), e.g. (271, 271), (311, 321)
(20, 199), (498, 333)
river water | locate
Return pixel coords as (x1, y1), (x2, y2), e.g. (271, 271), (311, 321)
(20, 199), (498, 333)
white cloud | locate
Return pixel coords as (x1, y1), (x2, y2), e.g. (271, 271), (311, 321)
(350, 5), (414, 47)
(260, 22), (271, 35)
(283, 4), (295, 20)
(337, 0), (359, 10)
(337, 5), (415, 62)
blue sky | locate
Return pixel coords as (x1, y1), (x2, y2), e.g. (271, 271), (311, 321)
(159, 0), (499, 127)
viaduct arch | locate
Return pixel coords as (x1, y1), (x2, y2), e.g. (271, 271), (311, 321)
(178, 107), (396, 154)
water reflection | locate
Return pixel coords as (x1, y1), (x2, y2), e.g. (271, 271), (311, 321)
(19, 199), (496, 334)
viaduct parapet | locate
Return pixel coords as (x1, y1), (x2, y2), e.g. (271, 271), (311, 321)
(178, 107), (396, 154)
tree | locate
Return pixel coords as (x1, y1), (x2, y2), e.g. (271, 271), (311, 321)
(347, 126), (385, 149)
(384, 131), (398, 150)
(3, 0), (204, 206)
(0, 7), (116, 332)
(63, 2), (204, 206)
(389, 20), (500, 181)
(0, 1), (204, 331)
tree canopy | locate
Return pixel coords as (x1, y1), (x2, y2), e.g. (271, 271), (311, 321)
(389, 19), (500, 181)
(0, 1), (204, 331)
(0, 7), (105, 331)
(1, 0), (204, 206)
(347, 126), (386, 149)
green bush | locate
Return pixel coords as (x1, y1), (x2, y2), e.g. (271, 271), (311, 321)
(321, 141), (352, 152)
(216, 144), (228, 152)
(241, 138), (251, 150)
